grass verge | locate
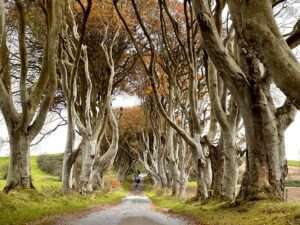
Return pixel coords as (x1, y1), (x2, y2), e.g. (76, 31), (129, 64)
(286, 180), (300, 187)
(288, 160), (300, 167)
(0, 188), (127, 225)
(147, 190), (300, 225)
(0, 156), (61, 191)
(0, 156), (127, 225)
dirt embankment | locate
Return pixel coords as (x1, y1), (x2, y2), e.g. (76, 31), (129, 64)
(288, 166), (300, 180)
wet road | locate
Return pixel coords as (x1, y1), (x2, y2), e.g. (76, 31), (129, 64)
(69, 194), (188, 225)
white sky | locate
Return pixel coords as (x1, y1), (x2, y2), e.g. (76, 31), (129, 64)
(112, 93), (141, 108)
(285, 113), (300, 160)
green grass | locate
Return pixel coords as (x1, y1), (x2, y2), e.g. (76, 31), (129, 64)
(0, 156), (60, 190)
(187, 181), (197, 188)
(147, 191), (300, 225)
(0, 189), (127, 225)
(288, 160), (300, 167)
(286, 180), (300, 187)
(0, 157), (9, 188)
(0, 157), (9, 171)
(0, 156), (127, 225)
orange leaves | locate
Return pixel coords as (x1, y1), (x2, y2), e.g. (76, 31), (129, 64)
(118, 106), (146, 133)
(139, 54), (169, 97)
(141, 72), (169, 97)
(89, 0), (119, 29)
(144, 86), (153, 95)
(72, 0), (122, 32)
(72, 0), (120, 32)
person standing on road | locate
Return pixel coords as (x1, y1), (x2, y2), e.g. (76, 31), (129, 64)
(134, 170), (141, 192)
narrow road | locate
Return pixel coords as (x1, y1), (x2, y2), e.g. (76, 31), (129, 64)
(69, 194), (188, 225)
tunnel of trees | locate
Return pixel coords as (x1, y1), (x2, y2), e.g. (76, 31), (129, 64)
(0, 0), (299, 206)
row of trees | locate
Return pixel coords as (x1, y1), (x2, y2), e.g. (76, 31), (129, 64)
(112, 0), (300, 202)
(0, 0), (299, 204)
(0, 0), (136, 194)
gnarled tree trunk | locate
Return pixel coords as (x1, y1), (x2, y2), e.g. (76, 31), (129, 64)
(227, 0), (300, 109)
(222, 131), (238, 201)
(79, 137), (97, 193)
(62, 105), (80, 191)
(238, 90), (295, 200)
(193, 0), (296, 201)
(0, 0), (62, 192)
(4, 129), (32, 192)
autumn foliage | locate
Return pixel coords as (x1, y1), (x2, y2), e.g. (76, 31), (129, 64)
(118, 106), (146, 134)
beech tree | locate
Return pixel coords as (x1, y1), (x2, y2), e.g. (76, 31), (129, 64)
(227, 0), (300, 109)
(192, 0), (297, 200)
(59, 0), (135, 193)
(112, 0), (299, 202)
(115, 107), (144, 182)
(114, 0), (214, 200)
(1, 0), (298, 206)
(139, 96), (194, 197)
(0, 0), (63, 192)
(59, 0), (94, 192)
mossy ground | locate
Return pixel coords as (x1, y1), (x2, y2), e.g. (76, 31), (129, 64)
(147, 190), (300, 225)
(0, 156), (127, 225)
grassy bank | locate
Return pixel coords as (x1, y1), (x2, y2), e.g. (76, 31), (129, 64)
(0, 156), (61, 190)
(0, 157), (9, 188)
(0, 156), (127, 225)
(288, 160), (300, 167)
(0, 189), (126, 225)
(147, 191), (300, 225)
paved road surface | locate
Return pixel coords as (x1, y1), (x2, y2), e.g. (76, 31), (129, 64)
(69, 194), (188, 225)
